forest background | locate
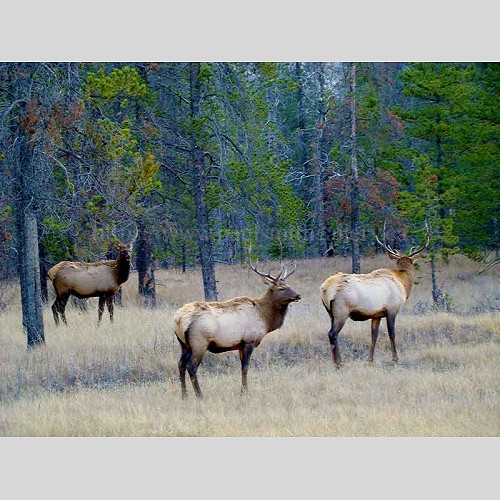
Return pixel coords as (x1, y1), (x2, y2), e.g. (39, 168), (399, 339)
(1, 62), (498, 346)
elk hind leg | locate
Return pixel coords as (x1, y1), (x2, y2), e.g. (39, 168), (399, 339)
(52, 298), (60, 325)
(184, 330), (207, 398)
(59, 295), (69, 325)
(368, 317), (381, 362)
(53, 294), (69, 326)
(187, 355), (203, 399)
(176, 337), (191, 400)
(386, 313), (399, 363)
(186, 344), (206, 399)
(328, 301), (346, 367)
(239, 342), (255, 395)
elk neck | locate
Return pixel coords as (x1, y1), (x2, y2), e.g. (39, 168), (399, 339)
(115, 254), (131, 284)
(393, 266), (415, 300)
(255, 287), (289, 333)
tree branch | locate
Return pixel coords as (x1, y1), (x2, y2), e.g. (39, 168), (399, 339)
(1, 99), (27, 121)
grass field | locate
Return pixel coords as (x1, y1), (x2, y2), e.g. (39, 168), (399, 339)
(0, 254), (498, 436)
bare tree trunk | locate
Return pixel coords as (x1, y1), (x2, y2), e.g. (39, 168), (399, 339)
(132, 63), (157, 308)
(314, 64), (327, 255)
(17, 198), (45, 348)
(295, 63), (308, 176)
(11, 63), (45, 348)
(296, 63), (328, 258)
(430, 253), (449, 311)
(136, 217), (156, 308)
(350, 62), (360, 273)
(181, 241), (186, 273)
(189, 63), (218, 301)
(430, 253), (439, 304)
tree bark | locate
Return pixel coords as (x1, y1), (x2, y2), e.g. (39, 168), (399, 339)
(133, 63), (157, 308)
(11, 63), (45, 348)
(136, 217), (156, 308)
(314, 63), (328, 256)
(295, 63), (308, 174)
(181, 241), (186, 273)
(350, 62), (361, 273)
(189, 63), (218, 301)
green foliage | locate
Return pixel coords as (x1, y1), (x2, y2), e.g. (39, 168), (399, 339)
(396, 62), (499, 259)
(85, 66), (150, 103)
(397, 152), (458, 256)
(41, 217), (74, 261)
(82, 64), (161, 224)
(4, 61), (495, 278)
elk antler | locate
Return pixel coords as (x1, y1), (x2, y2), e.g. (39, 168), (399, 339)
(407, 223), (430, 257)
(249, 259), (281, 282)
(276, 238), (296, 280)
(128, 222), (139, 247)
(248, 245), (295, 282)
(281, 261), (296, 280)
(375, 220), (400, 257)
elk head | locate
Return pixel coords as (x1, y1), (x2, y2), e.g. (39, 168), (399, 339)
(116, 223), (138, 262)
(249, 259), (301, 304)
(376, 222), (430, 270)
(117, 244), (132, 263)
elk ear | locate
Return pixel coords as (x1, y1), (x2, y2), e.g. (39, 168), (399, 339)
(387, 252), (399, 261)
(262, 278), (273, 286)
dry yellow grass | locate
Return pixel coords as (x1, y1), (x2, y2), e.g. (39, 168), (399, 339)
(0, 255), (498, 436)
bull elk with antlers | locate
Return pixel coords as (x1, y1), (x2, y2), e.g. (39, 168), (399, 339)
(321, 224), (430, 366)
(48, 229), (137, 325)
(173, 261), (301, 399)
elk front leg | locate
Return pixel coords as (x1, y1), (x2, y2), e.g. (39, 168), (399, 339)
(239, 342), (255, 395)
(105, 295), (114, 322)
(98, 296), (105, 324)
(386, 313), (399, 363)
(368, 317), (381, 362)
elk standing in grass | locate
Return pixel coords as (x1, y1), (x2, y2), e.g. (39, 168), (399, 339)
(321, 225), (430, 366)
(174, 261), (301, 399)
(48, 234), (136, 325)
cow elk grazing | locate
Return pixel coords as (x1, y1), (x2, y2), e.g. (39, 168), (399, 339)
(48, 232), (137, 325)
(321, 225), (430, 366)
(173, 261), (302, 399)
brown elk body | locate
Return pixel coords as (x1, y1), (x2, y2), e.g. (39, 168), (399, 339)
(321, 226), (429, 366)
(48, 244), (132, 325)
(173, 263), (301, 399)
